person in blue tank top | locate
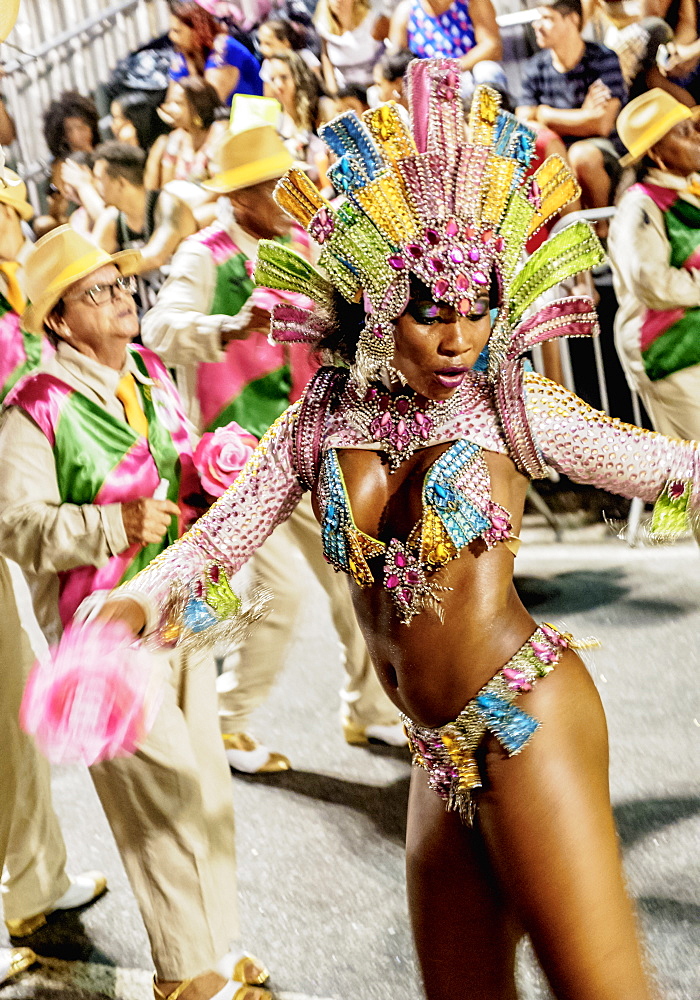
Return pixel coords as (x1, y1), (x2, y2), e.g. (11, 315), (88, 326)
(168, 0), (263, 107)
(389, 0), (509, 101)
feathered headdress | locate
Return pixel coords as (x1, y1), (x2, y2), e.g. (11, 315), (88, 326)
(255, 58), (604, 392)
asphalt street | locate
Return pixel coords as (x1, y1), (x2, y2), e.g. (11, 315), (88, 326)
(1, 517), (698, 1000)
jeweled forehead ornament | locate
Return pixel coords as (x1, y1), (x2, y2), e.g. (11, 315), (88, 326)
(254, 58), (604, 388)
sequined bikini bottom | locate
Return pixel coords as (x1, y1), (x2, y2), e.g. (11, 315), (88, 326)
(402, 623), (573, 825)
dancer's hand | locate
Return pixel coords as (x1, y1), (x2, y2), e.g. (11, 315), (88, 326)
(95, 597), (147, 637)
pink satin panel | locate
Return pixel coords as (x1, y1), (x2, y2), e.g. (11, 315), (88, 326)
(640, 307), (685, 351)
(630, 182), (679, 213)
(4, 373), (71, 447)
(0, 311), (26, 387)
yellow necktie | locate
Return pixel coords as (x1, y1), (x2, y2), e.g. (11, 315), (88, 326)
(115, 373), (149, 436)
(0, 260), (26, 315)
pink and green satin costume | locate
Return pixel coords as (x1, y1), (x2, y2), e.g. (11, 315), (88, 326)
(191, 224), (317, 438)
(631, 183), (700, 382)
(5, 346), (199, 625)
(0, 291), (52, 403)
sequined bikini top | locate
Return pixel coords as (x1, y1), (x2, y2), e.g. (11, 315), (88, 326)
(317, 436), (517, 624)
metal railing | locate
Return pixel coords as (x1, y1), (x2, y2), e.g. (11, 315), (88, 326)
(0, 0), (169, 205)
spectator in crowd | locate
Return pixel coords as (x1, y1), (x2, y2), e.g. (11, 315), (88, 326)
(609, 88), (700, 443)
(389, 0), (508, 101)
(168, 0), (263, 106)
(110, 91), (170, 151)
(34, 153), (105, 241)
(91, 141), (197, 294)
(141, 124), (406, 772)
(643, 0), (700, 102)
(0, 155), (108, 964)
(372, 47), (414, 106)
(265, 52), (328, 180)
(257, 16), (321, 78)
(43, 91), (100, 160)
(145, 78), (227, 189)
(516, 0), (627, 226)
(0, 225), (271, 1000)
(0, 77), (16, 146)
(314, 0), (386, 94)
(333, 83), (369, 114)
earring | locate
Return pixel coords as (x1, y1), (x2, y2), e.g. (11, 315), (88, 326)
(192, 114), (203, 128)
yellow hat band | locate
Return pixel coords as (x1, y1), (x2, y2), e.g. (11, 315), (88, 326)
(204, 151), (294, 193)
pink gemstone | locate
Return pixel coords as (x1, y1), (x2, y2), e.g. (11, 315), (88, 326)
(450, 246), (465, 264)
(407, 243), (423, 259)
(425, 229), (440, 246)
(467, 248), (480, 263)
(472, 271), (488, 285)
(455, 273), (471, 290)
(389, 255), (406, 270)
(434, 278), (449, 298)
(373, 325), (384, 339)
(457, 297), (472, 315)
(400, 588), (414, 604)
(396, 417), (407, 436)
(395, 552), (406, 568)
(396, 397), (410, 414)
(414, 411), (426, 424)
(464, 225), (476, 239)
(495, 237), (505, 252)
(429, 257), (445, 273)
(386, 574), (399, 589)
(406, 570), (421, 584)
(481, 229), (494, 243)
(380, 410), (392, 426)
(446, 218), (459, 237)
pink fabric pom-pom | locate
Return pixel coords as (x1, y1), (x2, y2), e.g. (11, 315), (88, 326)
(20, 621), (162, 766)
(194, 422), (257, 497)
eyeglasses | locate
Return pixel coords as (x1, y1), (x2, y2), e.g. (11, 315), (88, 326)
(65, 274), (136, 307)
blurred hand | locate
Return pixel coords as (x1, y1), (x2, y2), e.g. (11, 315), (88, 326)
(121, 498), (180, 546)
(94, 597), (147, 637)
(582, 79), (612, 112)
(220, 306), (271, 343)
(61, 159), (94, 193)
(660, 42), (700, 78)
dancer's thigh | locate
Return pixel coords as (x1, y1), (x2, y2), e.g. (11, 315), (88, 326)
(478, 650), (653, 1000)
(406, 767), (521, 1000)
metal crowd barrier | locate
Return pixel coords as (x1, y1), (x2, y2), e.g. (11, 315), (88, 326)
(0, 0), (169, 206)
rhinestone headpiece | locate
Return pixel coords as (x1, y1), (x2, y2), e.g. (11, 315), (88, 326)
(255, 59), (604, 386)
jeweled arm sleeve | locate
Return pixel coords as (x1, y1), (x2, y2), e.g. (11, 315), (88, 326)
(524, 371), (700, 510)
(116, 402), (304, 644)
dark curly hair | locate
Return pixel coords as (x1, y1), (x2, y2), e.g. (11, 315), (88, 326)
(43, 91), (100, 160)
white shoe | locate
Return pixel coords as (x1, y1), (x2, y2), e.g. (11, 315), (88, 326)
(216, 949), (269, 985)
(343, 720), (408, 747)
(5, 871), (107, 937)
(222, 733), (291, 774)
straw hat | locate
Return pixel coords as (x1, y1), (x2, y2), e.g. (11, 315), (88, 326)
(0, 0), (20, 44)
(0, 167), (34, 221)
(22, 226), (141, 335)
(202, 125), (295, 194)
(618, 88), (700, 167)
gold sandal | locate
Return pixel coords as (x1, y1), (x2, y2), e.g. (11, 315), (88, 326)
(153, 976), (272, 1000)
(3, 947), (37, 982)
(232, 954), (269, 986)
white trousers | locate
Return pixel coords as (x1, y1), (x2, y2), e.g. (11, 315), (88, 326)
(217, 493), (399, 734)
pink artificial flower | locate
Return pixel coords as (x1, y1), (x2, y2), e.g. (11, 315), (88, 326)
(20, 621), (161, 766)
(194, 422), (257, 497)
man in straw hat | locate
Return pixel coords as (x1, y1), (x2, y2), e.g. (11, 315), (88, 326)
(0, 226), (272, 1000)
(609, 88), (700, 446)
(142, 114), (406, 776)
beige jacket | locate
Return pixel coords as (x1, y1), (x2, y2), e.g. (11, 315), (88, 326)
(0, 342), (156, 645)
